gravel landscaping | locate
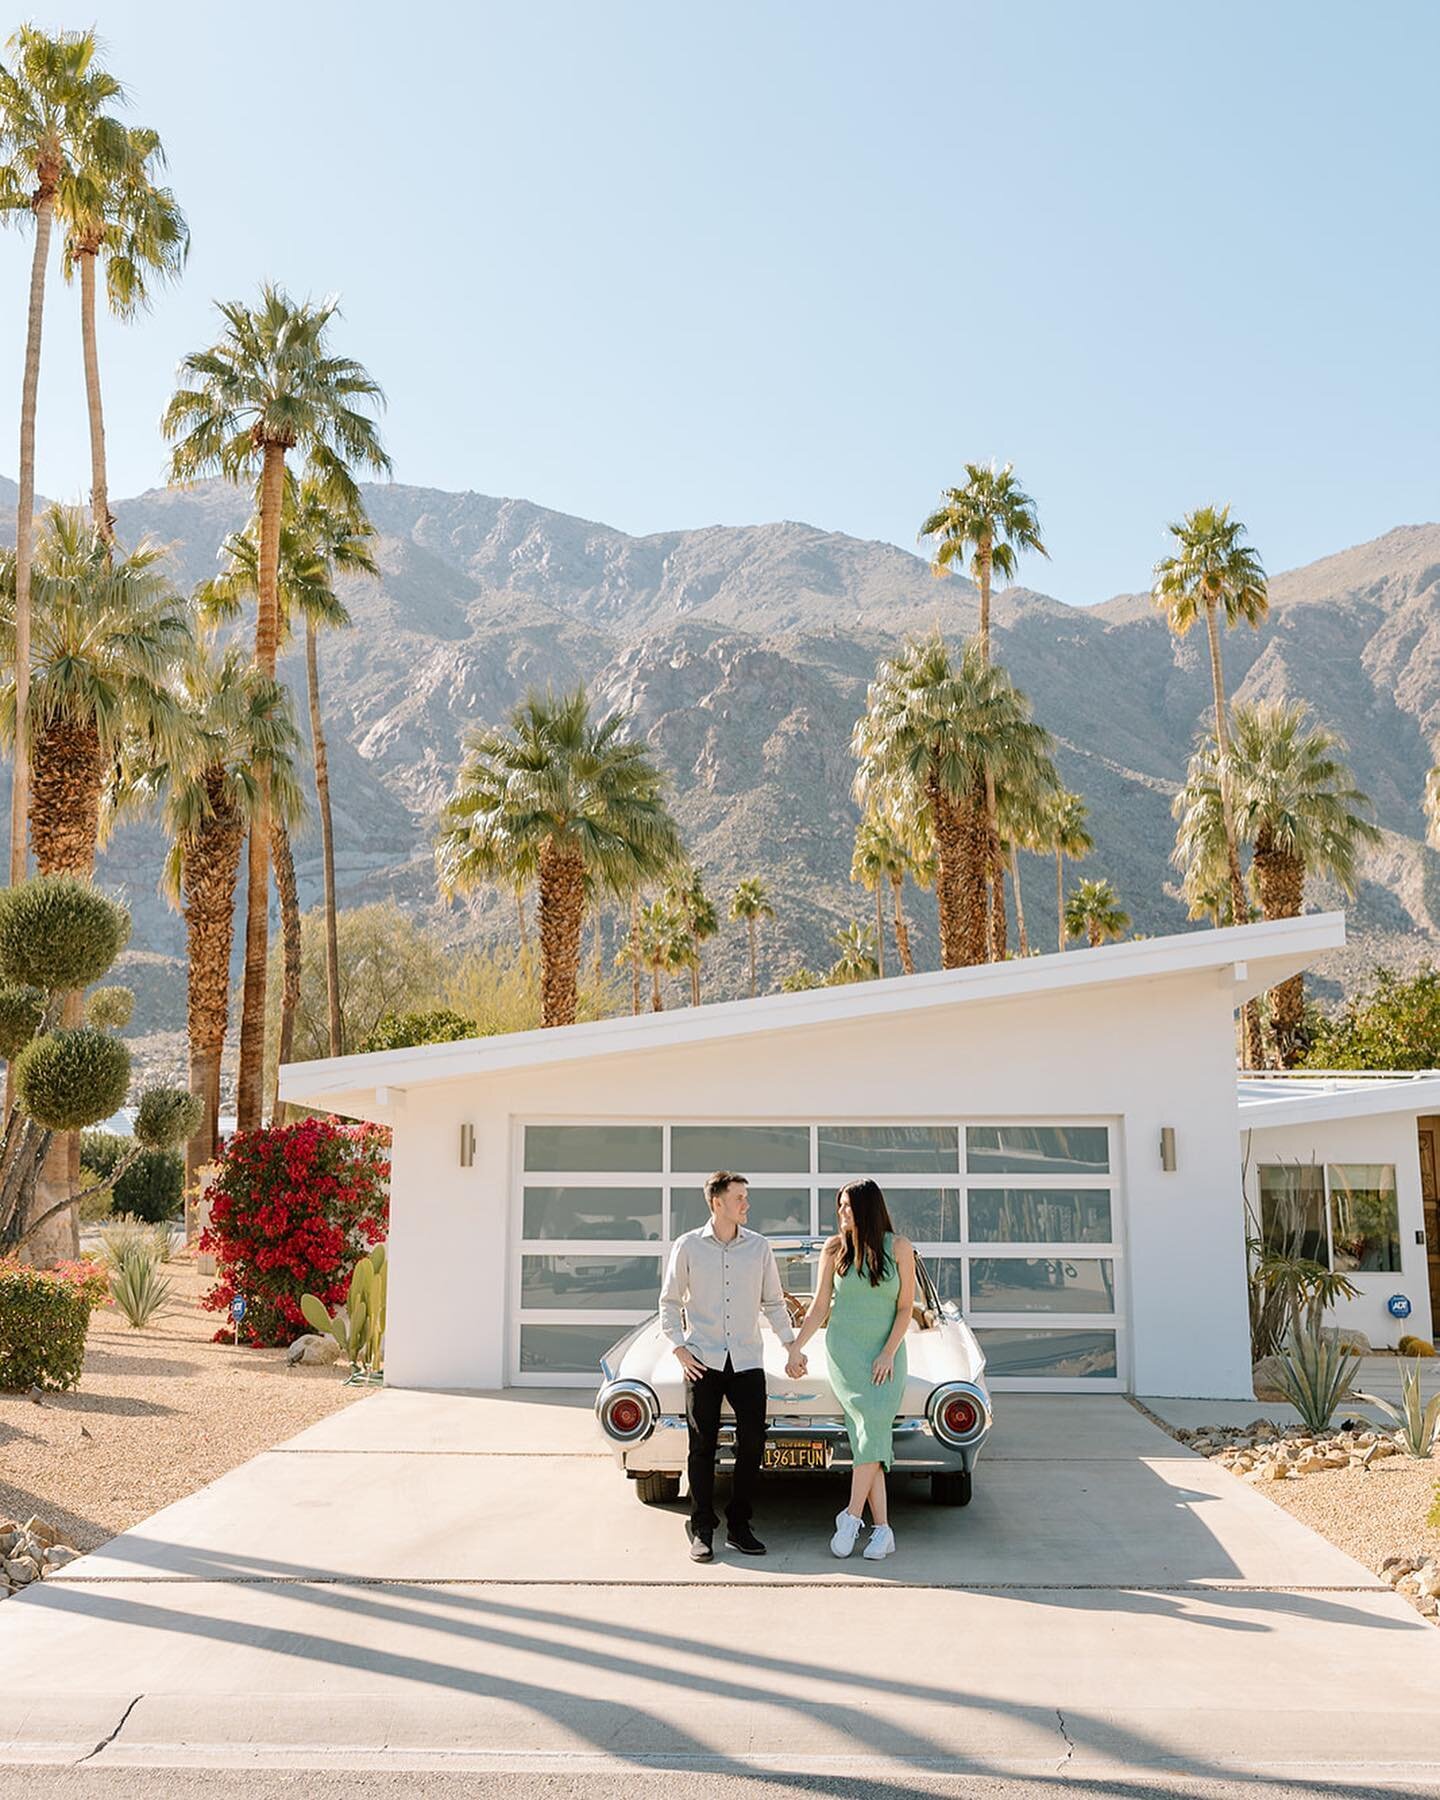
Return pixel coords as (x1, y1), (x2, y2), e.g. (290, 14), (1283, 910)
(0, 1248), (363, 1560)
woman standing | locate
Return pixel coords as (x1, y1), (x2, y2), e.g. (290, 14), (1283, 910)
(787, 1178), (916, 1559)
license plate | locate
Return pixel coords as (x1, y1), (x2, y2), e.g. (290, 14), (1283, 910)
(764, 1438), (831, 1471)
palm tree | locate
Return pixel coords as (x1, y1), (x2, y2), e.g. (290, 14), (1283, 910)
(1046, 789), (1094, 952)
(853, 636), (1054, 968)
(61, 123), (187, 541)
(0, 507), (192, 877)
(1064, 878), (1130, 949)
(436, 689), (683, 1028)
(164, 287), (389, 1126)
(850, 815), (929, 978)
(0, 25), (126, 880)
(1425, 761), (1440, 851)
(829, 920), (879, 985)
(199, 475), (377, 1061)
(1152, 504), (1268, 937)
(665, 868), (719, 1006)
(629, 897), (691, 1012)
(729, 877), (775, 998)
(997, 772), (1060, 958)
(1174, 700), (1380, 1064)
(153, 650), (303, 1183)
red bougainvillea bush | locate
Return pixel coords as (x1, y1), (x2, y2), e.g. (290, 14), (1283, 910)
(199, 1117), (390, 1346)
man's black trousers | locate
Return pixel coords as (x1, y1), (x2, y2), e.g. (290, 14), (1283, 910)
(685, 1356), (767, 1534)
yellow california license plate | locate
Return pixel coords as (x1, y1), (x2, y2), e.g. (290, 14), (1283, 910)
(764, 1438), (832, 1471)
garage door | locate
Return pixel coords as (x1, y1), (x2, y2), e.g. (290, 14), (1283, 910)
(510, 1119), (1126, 1390)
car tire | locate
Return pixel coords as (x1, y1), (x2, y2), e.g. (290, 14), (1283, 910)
(931, 1469), (973, 1507)
(634, 1471), (681, 1506)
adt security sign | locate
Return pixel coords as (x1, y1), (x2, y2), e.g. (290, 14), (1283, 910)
(1387, 1294), (1413, 1320)
(230, 1295), (247, 1340)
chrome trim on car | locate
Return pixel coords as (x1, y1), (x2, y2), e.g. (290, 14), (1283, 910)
(927, 1380), (990, 1449)
(595, 1378), (659, 1444)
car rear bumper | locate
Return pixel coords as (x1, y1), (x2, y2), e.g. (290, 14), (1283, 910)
(617, 1415), (985, 1476)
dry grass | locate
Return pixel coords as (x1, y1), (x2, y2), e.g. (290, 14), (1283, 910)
(0, 1249), (363, 1553)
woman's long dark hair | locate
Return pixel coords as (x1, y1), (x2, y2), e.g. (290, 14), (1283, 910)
(835, 1179), (895, 1286)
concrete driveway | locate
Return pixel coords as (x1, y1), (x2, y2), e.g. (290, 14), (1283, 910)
(0, 1390), (1436, 1785)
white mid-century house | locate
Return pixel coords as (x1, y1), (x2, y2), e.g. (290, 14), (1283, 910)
(279, 910), (1439, 1401)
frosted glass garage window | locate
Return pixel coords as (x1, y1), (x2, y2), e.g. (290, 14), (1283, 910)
(520, 1255), (661, 1311)
(966, 1125), (1109, 1176)
(968, 1189), (1113, 1244)
(1326, 1164), (1401, 1273)
(522, 1187), (661, 1242)
(968, 1257), (1116, 1313)
(523, 1125), (662, 1172)
(671, 1186), (811, 1237)
(818, 1125), (959, 1175)
(976, 1328), (1117, 1379)
(519, 1322), (631, 1376)
(881, 1188), (962, 1243)
(670, 1126), (810, 1173)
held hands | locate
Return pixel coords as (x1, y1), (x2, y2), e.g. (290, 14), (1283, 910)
(785, 1346), (808, 1379)
(675, 1346), (706, 1382)
(871, 1349), (896, 1386)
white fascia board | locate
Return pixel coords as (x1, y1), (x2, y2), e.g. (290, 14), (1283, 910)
(1239, 1073), (1440, 1131)
(279, 910), (1346, 1110)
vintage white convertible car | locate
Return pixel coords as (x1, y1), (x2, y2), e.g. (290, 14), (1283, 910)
(595, 1235), (992, 1506)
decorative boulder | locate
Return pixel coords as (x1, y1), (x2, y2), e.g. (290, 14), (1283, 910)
(286, 1334), (342, 1367)
(1252, 1356), (1290, 1403)
(1320, 1326), (1371, 1355)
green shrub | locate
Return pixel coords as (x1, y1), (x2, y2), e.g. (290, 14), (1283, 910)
(110, 1244), (172, 1329)
(0, 985), (44, 1059)
(0, 1259), (108, 1390)
(358, 1008), (478, 1054)
(14, 1027), (130, 1131)
(85, 985), (134, 1031)
(133, 1086), (203, 1150)
(0, 877), (130, 994)
(97, 1213), (171, 1271)
(81, 1132), (185, 1225)
(1303, 964), (1440, 1071)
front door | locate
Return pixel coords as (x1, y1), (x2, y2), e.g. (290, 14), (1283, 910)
(1417, 1121), (1440, 1334)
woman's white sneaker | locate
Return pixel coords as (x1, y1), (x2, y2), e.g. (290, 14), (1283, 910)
(830, 1510), (864, 1557)
(862, 1524), (895, 1560)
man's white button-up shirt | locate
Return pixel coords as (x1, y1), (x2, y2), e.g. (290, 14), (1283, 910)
(659, 1220), (794, 1373)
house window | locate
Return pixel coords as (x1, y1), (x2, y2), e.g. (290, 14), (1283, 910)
(1327, 1164), (1401, 1273)
(1256, 1162), (1401, 1274)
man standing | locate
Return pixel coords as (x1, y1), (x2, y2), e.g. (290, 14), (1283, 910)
(659, 1170), (802, 1562)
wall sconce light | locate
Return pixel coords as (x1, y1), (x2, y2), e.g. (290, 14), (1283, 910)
(1159, 1126), (1177, 1173)
(459, 1122), (476, 1168)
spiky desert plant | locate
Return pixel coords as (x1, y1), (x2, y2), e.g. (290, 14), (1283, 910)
(1273, 1327), (1361, 1434)
(1354, 1361), (1440, 1459)
(109, 1239), (172, 1327)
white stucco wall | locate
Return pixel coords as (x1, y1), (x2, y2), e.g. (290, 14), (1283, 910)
(376, 964), (1255, 1400)
(1243, 1112), (1433, 1349)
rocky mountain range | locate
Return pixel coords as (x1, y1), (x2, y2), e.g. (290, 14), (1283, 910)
(4, 473), (1440, 1038)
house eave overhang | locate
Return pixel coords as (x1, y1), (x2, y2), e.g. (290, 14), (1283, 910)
(1238, 1072), (1440, 1131)
(280, 912), (1346, 1122)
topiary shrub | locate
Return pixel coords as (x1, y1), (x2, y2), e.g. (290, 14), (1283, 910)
(1398, 1334), (1437, 1358)
(13, 1027), (130, 1131)
(199, 1117), (390, 1346)
(0, 1258), (109, 1390)
(0, 877), (130, 994)
(133, 1086), (203, 1150)
(0, 985), (44, 1059)
(85, 985), (135, 1031)
(80, 1131), (185, 1225)
(357, 1008), (478, 1054)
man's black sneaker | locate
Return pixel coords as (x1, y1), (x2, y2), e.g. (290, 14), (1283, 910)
(725, 1526), (766, 1556)
(687, 1526), (714, 1563)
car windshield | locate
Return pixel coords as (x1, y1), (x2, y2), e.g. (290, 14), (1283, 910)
(773, 1243), (943, 1316)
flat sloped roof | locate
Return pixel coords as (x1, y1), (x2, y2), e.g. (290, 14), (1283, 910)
(1238, 1069), (1440, 1128)
(280, 910), (1345, 1115)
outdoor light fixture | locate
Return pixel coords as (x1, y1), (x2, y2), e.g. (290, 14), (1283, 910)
(459, 1122), (476, 1168)
(1159, 1126), (1177, 1172)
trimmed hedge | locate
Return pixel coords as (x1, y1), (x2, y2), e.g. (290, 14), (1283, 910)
(80, 1131), (186, 1225)
(0, 1259), (109, 1391)
(13, 1026), (130, 1131)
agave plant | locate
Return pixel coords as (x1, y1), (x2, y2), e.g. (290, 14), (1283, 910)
(1355, 1360), (1440, 1459)
(1273, 1328), (1361, 1433)
(110, 1241), (173, 1328)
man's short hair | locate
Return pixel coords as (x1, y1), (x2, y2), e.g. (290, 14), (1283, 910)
(705, 1170), (748, 1207)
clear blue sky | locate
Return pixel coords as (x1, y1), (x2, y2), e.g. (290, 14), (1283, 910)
(4, 0), (1437, 602)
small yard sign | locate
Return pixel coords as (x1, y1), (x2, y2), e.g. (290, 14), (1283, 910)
(230, 1294), (247, 1342)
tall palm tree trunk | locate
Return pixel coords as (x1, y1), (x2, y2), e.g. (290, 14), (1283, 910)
(747, 916), (758, 998)
(1202, 597), (1259, 1063)
(515, 889), (530, 957)
(77, 246), (113, 542)
(650, 964), (663, 1011)
(890, 875), (915, 975)
(10, 184), (55, 886)
(977, 542), (1002, 960)
(957, 782), (991, 967)
(270, 821), (302, 1121)
(1009, 844), (1029, 955)
(304, 619), (342, 1057)
(182, 780), (245, 1189)
(929, 775), (966, 969)
(629, 893), (641, 1015)
(538, 839), (585, 1028)
(1056, 851), (1066, 951)
(689, 960), (701, 1008)
(989, 857), (1008, 960)
(1253, 838), (1307, 1066)
(873, 885), (886, 979)
(236, 441), (287, 1128)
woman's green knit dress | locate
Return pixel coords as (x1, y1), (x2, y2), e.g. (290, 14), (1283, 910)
(827, 1233), (907, 1468)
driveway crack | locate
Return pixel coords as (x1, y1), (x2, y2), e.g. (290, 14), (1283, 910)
(1056, 1706), (1075, 1768)
(75, 1693), (142, 1765)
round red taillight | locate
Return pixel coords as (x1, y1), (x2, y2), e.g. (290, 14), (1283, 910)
(608, 1396), (644, 1435)
(941, 1395), (979, 1438)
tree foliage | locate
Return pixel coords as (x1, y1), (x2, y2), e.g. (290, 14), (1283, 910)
(1302, 965), (1440, 1071)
